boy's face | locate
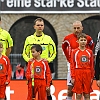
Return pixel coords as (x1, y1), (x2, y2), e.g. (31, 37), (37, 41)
(78, 37), (87, 47)
(31, 48), (40, 58)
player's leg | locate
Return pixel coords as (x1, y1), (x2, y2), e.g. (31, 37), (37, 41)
(84, 93), (90, 100)
(83, 69), (91, 100)
(27, 81), (32, 100)
(38, 80), (47, 100)
(66, 72), (73, 100)
(0, 77), (6, 100)
(76, 94), (82, 100)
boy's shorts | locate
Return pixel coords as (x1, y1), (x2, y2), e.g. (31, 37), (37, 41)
(0, 76), (6, 98)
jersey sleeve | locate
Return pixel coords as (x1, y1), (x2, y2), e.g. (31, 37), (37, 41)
(47, 37), (56, 63)
(45, 61), (52, 87)
(70, 50), (75, 79)
(22, 37), (30, 62)
(25, 61), (31, 80)
(62, 36), (69, 60)
(86, 35), (94, 50)
(6, 57), (12, 83)
(7, 32), (13, 48)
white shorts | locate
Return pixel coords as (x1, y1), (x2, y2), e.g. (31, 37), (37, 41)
(67, 61), (73, 86)
(67, 72), (73, 86)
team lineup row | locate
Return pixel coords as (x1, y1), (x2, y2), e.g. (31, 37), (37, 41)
(0, 16), (100, 100)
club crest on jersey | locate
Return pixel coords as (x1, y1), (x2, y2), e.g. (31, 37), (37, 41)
(81, 56), (88, 62)
(35, 66), (42, 75)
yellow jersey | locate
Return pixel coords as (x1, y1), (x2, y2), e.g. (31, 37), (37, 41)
(22, 32), (56, 63)
(0, 28), (13, 55)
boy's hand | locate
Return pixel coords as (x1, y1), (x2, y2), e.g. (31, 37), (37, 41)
(96, 80), (100, 87)
(46, 87), (50, 96)
(5, 82), (9, 85)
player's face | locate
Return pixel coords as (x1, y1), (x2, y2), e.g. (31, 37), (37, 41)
(78, 37), (87, 47)
(34, 21), (44, 33)
(73, 23), (83, 37)
(31, 48), (39, 58)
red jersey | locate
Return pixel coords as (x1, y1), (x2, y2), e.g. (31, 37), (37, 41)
(0, 55), (12, 83)
(62, 33), (94, 62)
(26, 59), (52, 87)
(70, 48), (94, 79)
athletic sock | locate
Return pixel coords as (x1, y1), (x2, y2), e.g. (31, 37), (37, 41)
(66, 96), (72, 100)
(47, 95), (52, 100)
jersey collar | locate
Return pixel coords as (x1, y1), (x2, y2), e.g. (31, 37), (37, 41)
(34, 32), (45, 38)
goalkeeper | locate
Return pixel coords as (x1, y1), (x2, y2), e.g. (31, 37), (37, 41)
(25, 44), (52, 100)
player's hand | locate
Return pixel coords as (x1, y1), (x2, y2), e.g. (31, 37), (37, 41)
(96, 80), (100, 87)
(71, 79), (75, 85)
(46, 86), (50, 96)
(5, 82), (9, 85)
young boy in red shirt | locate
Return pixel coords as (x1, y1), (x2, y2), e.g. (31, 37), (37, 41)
(0, 42), (12, 100)
(70, 33), (94, 100)
(26, 44), (52, 100)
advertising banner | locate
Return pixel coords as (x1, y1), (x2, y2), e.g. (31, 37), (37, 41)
(0, 0), (100, 13)
(6, 80), (100, 100)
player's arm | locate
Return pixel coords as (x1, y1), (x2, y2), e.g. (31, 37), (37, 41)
(95, 50), (100, 80)
(70, 50), (75, 79)
(22, 37), (30, 62)
(70, 50), (76, 85)
(6, 32), (13, 56)
(86, 35), (94, 50)
(95, 32), (100, 56)
(47, 38), (56, 63)
(6, 57), (12, 84)
(25, 61), (32, 80)
(95, 41), (100, 56)
(45, 61), (52, 87)
(90, 51), (95, 79)
(62, 37), (69, 59)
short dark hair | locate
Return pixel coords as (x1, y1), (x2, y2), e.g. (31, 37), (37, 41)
(77, 33), (87, 40)
(34, 18), (44, 25)
(31, 44), (42, 54)
(0, 17), (1, 21)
